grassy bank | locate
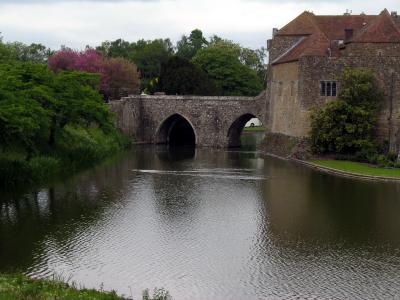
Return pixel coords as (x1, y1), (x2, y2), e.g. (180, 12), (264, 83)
(309, 159), (400, 178)
(0, 274), (124, 300)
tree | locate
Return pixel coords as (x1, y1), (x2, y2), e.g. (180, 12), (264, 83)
(106, 57), (140, 99)
(97, 38), (174, 92)
(0, 38), (53, 63)
(128, 39), (174, 91)
(0, 61), (116, 156)
(192, 46), (263, 96)
(154, 56), (218, 95)
(48, 48), (140, 100)
(96, 38), (133, 59)
(176, 29), (208, 60)
(310, 67), (383, 155)
(209, 36), (267, 85)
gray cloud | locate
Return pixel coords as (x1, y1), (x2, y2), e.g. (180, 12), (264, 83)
(0, 0), (397, 50)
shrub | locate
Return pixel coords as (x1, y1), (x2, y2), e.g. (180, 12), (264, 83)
(311, 67), (383, 158)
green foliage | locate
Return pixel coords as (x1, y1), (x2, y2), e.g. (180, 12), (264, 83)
(0, 61), (127, 188)
(97, 38), (174, 92)
(192, 46), (263, 96)
(0, 274), (123, 300)
(96, 31), (266, 94)
(176, 29), (208, 60)
(0, 40), (52, 63)
(154, 56), (218, 95)
(56, 125), (128, 171)
(310, 67), (383, 157)
(208, 36), (267, 85)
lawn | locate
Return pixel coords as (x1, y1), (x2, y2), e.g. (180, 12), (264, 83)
(309, 160), (400, 178)
(243, 126), (265, 132)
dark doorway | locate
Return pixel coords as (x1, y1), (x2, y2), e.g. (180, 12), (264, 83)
(156, 114), (196, 146)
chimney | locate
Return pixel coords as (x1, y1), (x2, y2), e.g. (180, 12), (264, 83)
(391, 11), (398, 18)
(272, 28), (279, 37)
(345, 29), (354, 41)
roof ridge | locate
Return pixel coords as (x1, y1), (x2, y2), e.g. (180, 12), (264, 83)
(305, 11), (329, 40)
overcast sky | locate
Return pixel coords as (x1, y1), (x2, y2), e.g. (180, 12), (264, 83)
(0, 0), (398, 50)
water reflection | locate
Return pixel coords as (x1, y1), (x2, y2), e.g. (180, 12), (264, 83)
(1, 140), (400, 299)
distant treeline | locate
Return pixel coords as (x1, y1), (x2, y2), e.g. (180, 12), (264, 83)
(1, 29), (266, 98)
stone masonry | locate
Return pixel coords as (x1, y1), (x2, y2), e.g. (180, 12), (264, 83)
(109, 93), (266, 148)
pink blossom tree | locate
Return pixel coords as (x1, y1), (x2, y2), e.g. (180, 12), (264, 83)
(48, 48), (139, 100)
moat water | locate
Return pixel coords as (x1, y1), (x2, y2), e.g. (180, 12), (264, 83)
(1, 132), (400, 299)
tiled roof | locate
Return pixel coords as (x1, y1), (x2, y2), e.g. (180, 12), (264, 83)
(276, 11), (321, 36)
(272, 34), (329, 65)
(272, 9), (400, 65)
(315, 15), (376, 40)
(351, 9), (400, 43)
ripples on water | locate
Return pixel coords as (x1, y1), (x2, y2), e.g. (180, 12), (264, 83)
(1, 144), (400, 300)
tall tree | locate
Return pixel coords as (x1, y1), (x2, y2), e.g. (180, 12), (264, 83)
(97, 38), (174, 92)
(176, 29), (208, 60)
(154, 56), (218, 95)
(209, 36), (266, 85)
(192, 46), (263, 96)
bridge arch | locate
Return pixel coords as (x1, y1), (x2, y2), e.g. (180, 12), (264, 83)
(227, 113), (261, 148)
(155, 113), (196, 146)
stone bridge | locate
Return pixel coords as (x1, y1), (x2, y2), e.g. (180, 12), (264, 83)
(109, 92), (268, 148)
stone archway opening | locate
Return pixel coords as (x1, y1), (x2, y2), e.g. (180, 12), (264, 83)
(156, 114), (196, 146)
(227, 114), (264, 148)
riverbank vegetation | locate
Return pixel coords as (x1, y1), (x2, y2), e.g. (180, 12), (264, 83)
(0, 45), (128, 189)
(0, 274), (172, 300)
(310, 67), (400, 168)
(0, 274), (123, 300)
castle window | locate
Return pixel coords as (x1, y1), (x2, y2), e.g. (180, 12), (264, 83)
(320, 81), (337, 97)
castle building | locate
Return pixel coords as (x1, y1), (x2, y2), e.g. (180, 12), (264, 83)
(266, 9), (400, 152)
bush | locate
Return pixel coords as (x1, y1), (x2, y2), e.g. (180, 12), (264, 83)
(56, 125), (128, 171)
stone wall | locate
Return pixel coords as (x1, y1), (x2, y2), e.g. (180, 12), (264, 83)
(267, 36), (302, 63)
(298, 54), (400, 152)
(268, 62), (311, 137)
(264, 39), (400, 155)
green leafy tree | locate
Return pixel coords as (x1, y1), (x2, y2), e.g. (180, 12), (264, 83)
(0, 38), (53, 63)
(176, 29), (208, 60)
(192, 46), (263, 96)
(96, 38), (133, 59)
(154, 56), (218, 95)
(311, 67), (383, 155)
(0, 62), (115, 156)
(209, 36), (266, 85)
